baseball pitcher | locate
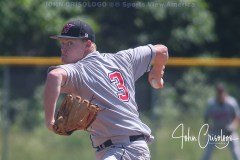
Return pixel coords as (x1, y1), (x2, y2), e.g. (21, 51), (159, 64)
(44, 19), (168, 160)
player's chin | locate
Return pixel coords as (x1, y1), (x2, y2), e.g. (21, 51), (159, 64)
(61, 56), (70, 64)
(61, 57), (79, 64)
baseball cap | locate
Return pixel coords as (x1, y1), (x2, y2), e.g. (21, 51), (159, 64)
(50, 20), (95, 42)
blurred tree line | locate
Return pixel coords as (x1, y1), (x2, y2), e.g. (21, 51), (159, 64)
(0, 0), (240, 130)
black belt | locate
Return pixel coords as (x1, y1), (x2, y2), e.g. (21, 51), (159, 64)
(129, 134), (146, 142)
(95, 134), (146, 151)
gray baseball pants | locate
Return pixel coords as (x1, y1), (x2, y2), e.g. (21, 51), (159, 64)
(95, 140), (150, 160)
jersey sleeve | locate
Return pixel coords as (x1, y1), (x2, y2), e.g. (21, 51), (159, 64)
(48, 64), (81, 93)
(117, 44), (156, 81)
(231, 98), (240, 119)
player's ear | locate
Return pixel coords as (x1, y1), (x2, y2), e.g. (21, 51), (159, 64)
(85, 40), (92, 48)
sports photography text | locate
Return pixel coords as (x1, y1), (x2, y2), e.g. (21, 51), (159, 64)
(171, 123), (239, 149)
(45, 1), (196, 9)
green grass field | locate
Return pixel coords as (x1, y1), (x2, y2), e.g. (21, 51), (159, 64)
(0, 117), (237, 160)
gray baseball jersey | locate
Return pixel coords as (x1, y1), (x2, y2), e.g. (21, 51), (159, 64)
(202, 96), (240, 160)
(204, 95), (240, 130)
(50, 44), (156, 147)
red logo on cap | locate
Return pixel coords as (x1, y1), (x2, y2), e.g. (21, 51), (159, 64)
(61, 23), (74, 34)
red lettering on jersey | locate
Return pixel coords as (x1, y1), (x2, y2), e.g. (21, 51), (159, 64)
(108, 71), (129, 102)
(212, 111), (228, 120)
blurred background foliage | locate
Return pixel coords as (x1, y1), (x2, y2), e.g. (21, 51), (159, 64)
(1, 0), (239, 57)
(0, 0), (240, 159)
